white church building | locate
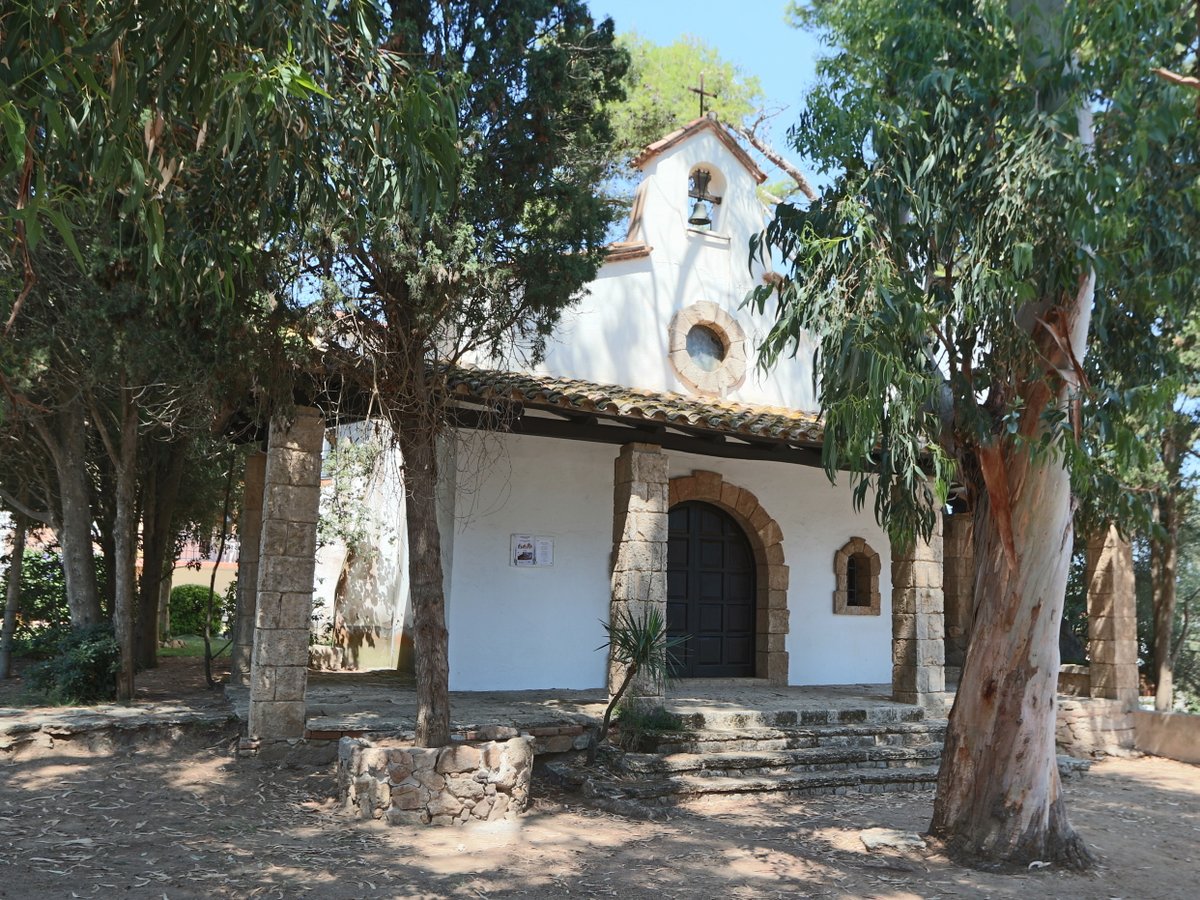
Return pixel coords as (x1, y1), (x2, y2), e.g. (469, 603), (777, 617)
(231, 118), (951, 742)
(313, 116), (944, 691)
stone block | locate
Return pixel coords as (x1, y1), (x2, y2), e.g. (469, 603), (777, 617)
(673, 478), (698, 504)
(767, 588), (787, 610)
(918, 640), (944, 667)
(914, 666), (944, 693)
(919, 615), (945, 642)
(892, 613), (916, 641)
(254, 628), (312, 668)
(251, 663), (307, 702)
(258, 555), (316, 595)
(612, 540), (658, 574)
(734, 489), (759, 518)
(634, 451), (668, 485)
(692, 470), (722, 497)
(285, 523), (318, 560)
(247, 699), (306, 740)
(253, 591), (284, 630)
(267, 408), (324, 452)
(414, 768), (446, 792)
(765, 651), (788, 685)
(767, 608), (790, 635)
(261, 483), (321, 526)
(437, 744), (482, 774)
(720, 483), (743, 511)
(760, 519), (783, 547)
(266, 447), (322, 489)
(768, 565), (790, 591)
(892, 638), (917, 667)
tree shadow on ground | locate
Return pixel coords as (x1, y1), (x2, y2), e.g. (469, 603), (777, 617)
(1, 735), (1198, 899)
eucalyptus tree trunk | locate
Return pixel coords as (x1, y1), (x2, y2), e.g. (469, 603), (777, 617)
(1151, 431), (1179, 711)
(930, 0), (1097, 869)
(34, 397), (102, 627)
(1, 512), (28, 679)
(932, 433), (1091, 867)
(397, 420), (451, 748)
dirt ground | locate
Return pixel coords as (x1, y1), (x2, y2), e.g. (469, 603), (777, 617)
(1, 660), (1198, 899)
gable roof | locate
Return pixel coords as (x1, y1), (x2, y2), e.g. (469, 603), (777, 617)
(631, 116), (767, 185)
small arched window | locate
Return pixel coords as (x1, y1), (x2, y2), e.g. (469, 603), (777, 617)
(834, 538), (881, 616)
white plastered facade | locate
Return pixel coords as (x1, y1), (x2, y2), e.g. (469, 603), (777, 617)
(326, 119), (896, 691)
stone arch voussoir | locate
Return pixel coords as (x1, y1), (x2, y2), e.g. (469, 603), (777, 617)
(668, 470), (788, 685)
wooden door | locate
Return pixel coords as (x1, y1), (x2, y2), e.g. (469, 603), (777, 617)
(666, 500), (756, 677)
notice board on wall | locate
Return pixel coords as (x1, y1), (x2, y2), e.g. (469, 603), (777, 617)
(511, 534), (554, 568)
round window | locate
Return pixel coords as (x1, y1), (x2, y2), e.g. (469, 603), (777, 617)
(668, 302), (748, 397)
(686, 324), (727, 372)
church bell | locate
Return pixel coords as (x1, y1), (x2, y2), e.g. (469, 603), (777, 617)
(687, 168), (718, 228)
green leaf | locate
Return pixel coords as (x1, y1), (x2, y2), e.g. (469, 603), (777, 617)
(44, 207), (86, 271)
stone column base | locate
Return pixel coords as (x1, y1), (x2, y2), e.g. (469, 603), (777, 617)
(340, 733), (534, 825)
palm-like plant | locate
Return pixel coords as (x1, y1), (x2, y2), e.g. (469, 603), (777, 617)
(588, 605), (684, 764)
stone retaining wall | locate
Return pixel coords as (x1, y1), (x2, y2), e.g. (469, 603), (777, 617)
(339, 732), (534, 825)
(1134, 710), (1200, 764)
(1056, 696), (1134, 757)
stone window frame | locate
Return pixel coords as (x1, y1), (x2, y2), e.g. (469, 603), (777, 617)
(667, 301), (748, 397)
(833, 537), (882, 616)
(668, 470), (789, 685)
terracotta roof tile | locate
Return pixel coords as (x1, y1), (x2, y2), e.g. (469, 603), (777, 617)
(446, 367), (824, 446)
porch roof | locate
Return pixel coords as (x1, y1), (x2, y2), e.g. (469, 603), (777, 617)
(445, 366), (827, 466)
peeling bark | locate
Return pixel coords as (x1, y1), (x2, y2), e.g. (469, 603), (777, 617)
(932, 439), (1092, 868)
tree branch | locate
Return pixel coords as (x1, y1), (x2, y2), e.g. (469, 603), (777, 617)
(730, 124), (818, 202)
(1151, 67), (1200, 89)
(0, 488), (51, 524)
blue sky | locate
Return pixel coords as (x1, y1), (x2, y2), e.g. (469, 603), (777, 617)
(592, 0), (829, 186)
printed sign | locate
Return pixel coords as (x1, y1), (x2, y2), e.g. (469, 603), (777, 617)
(511, 534), (554, 567)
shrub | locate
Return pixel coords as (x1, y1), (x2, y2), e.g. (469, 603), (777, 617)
(169, 584), (227, 637)
(24, 624), (119, 705)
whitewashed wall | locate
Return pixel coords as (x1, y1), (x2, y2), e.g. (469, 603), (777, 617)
(446, 432), (616, 691)
(443, 431), (893, 691)
(667, 450), (894, 686)
(537, 127), (818, 412)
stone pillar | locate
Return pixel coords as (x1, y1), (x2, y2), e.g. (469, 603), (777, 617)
(891, 508), (946, 708)
(1086, 524), (1139, 709)
(609, 443), (669, 699)
(247, 408), (323, 742)
(230, 450), (267, 686)
(942, 511), (974, 674)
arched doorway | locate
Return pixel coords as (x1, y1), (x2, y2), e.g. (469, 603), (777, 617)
(667, 500), (756, 677)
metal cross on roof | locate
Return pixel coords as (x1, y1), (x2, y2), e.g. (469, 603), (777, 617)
(688, 73), (718, 118)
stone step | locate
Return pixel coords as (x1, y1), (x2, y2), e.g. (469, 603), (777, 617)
(645, 721), (947, 754)
(611, 765), (942, 803)
(671, 704), (928, 731)
(616, 743), (944, 778)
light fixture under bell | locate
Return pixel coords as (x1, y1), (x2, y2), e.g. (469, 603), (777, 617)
(688, 198), (712, 227)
